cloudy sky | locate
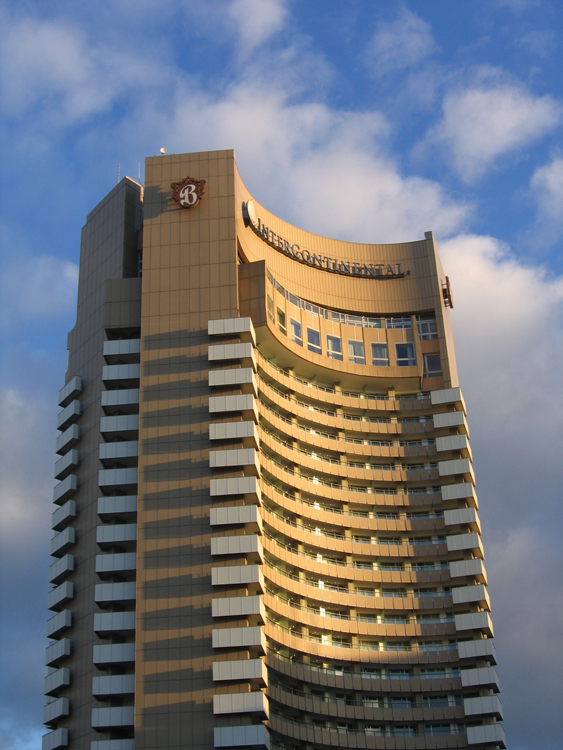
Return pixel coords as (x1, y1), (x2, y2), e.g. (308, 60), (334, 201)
(1, 1), (562, 748)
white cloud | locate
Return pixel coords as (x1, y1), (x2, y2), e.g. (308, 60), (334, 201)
(423, 71), (562, 181)
(366, 7), (437, 75)
(529, 155), (563, 245)
(0, 254), (78, 329)
(228, 0), (289, 57)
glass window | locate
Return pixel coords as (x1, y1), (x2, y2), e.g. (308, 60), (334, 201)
(396, 342), (416, 367)
(424, 353), (442, 378)
(290, 319), (302, 346)
(277, 308), (286, 334)
(326, 335), (343, 360)
(371, 343), (389, 366)
(307, 328), (321, 354)
(267, 295), (274, 321)
(387, 316), (412, 329)
(348, 340), (365, 364)
(417, 314), (438, 340)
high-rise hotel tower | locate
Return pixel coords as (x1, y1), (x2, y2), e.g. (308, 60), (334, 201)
(43, 150), (504, 750)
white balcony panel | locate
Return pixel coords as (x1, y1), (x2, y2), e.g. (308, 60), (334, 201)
(49, 555), (74, 584)
(441, 482), (478, 508)
(94, 611), (136, 634)
(99, 441), (139, 461)
(452, 584), (490, 608)
(96, 524), (137, 544)
(209, 394), (258, 421)
(94, 582), (136, 603)
(54, 450), (79, 480)
(209, 448), (260, 476)
(213, 658), (267, 684)
(211, 565), (264, 591)
(444, 506), (481, 532)
(101, 389), (140, 410)
(455, 611), (494, 637)
(97, 496), (137, 519)
(52, 501), (77, 531)
(103, 339), (141, 357)
(209, 367), (257, 389)
(433, 410), (469, 435)
(43, 697), (69, 725)
(102, 364), (140, 382)
(213, 691), (268, 717)
(98, 468), (138, 488)
(464, 695), (503, 719)
(42, 727), (68, 750)
(57, 400), (81, 431)
(457, 638), (497, 663)
(436, 434), (471, 459)
(48, 582), (74, 612)
(92, 674), (135, 696)
(92, 643), (135, 664)
(44, 667), (70, 696)
(45, 639), (71, 667)
(51, 527), (76, 557)
(91, 707), (135, 728)
(96, 553), (137, 574)
(214, 725), (270, 749)
(461, 666), (500, 690)
(430, 387), (465, 411)
(211, 535), (263, 560)
(55, 425), (80, 455)
(46, 609), (72, 638)
(438, 458), (474, 482)
(446, 532), (484, 557)
(91, 741), (135, 750)
(210, 504), (262, 531)
(212, 626), (266, 652)
(210, 476), (261, 503)
(53, 475), (78, 505)
(467, 724), (506, 748)
(449, 558), (487, 583)
(100, 415), (139, 435)
(208, 317), (256, 344)
(212, 596), (265, 622)
(208, 343), (256, 368)
(58, 376), (83, 407)
(209, 421), (259, 447)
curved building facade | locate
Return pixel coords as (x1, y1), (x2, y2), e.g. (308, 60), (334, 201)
(43, 150), (504, 750)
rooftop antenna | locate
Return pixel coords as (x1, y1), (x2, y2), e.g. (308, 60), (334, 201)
(160, 147), (167, 155)
(138, 163), (141, 183)
(116, 164), (120, 183)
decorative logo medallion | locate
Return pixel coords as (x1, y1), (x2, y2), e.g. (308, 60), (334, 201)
(171, 176), (206, 208)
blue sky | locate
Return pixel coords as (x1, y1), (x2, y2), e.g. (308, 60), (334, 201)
(1, 2), (562, 749)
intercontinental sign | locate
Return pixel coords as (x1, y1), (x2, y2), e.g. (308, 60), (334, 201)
(243, 200), (409, 279)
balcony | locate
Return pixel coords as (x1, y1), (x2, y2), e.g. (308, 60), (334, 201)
(461, 666), (500, 691)
(54, 450), (79, 480)
(458, 638), (497, 663)
(467, 723), (506, 748)
(53, 475), (78, 505)
(51, 501), (76, 532)
(209, 367), (257, 394)
(51, 527), (75, 557)
(449, 558), (487, 584)
(446, 532), (484, 557)
(213, 691), (268, 717)
(433, 410), (469, 435)
(97, 495), (137, 520)
(46, 610), (72, 638)
(96, 553), (137, 576)
(438, 458), (475, 483)
(209, 476), (261, 504)
(92, 674), (135, 696)
(42, 728), (68, 750)
(213, 725), (270, 749)
(208, 342), (256, 370)
(44, 667), (70, 696)
(102, 363), (140, 386)
(212, 626), (266, 653)
(212, 595), (265, 623)
(100, 415), (139, 439)
(49, 555), (74, 585)
(99, 441), (139, 467)
(98, 468), (138, 492)
(43, 697), (69, 726)
(209, 393), (258, 422)
(47, 582), (74, 612)
(101, 388), (140, 414)
(208, 317), (256, 343)
(91, 706), (134, 728)
(209, 420), (260, 448)
(464, 694), (503, 720)
(55, 425), (80, 455)
(58, 376), (82, 408)
(441, 482), (478, 507)
(91, 742), (134, 750)
(56, 400), (81, 431)
(430, 386), (465, 412)
(209, 448), (260, 476)
(452, 584), (490, 608)
(96, 523), (137, 546)
(211, 535), (263, 561)
(93, 611), (135, 634)
(94, 582), (136, 605)
(444, 506), (481, 533)
(92, 643), (135, 665)
(455, 611), (494, 637)
(45, 639), (71, 667)
(103, 338), (140, 362)
(213, 658), (267, 685)
(210, 504), (262, 531)
(211, 565), (264, 592)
